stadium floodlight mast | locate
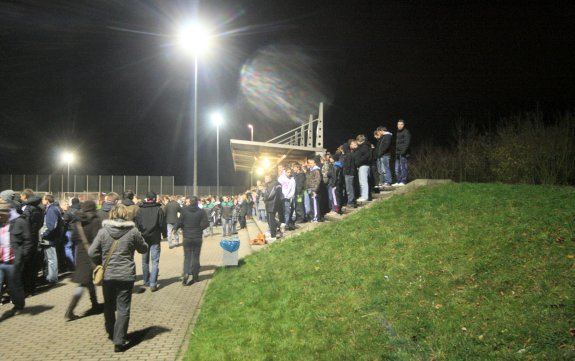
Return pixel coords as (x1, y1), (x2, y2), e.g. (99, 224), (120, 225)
(176, 21), (212, 196)
(211, 112), (224, 197)
(61, 151), (75, 193)
(247, 124), (254, 186)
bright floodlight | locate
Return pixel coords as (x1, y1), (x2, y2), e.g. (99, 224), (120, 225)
(177, 22), (211, 55)
(247, 124), (253, 129)
(262, 158), (270, 168)
(256, 167), (264, 175)
(211, 112), (224, 127)
(62, 152), (75, 163)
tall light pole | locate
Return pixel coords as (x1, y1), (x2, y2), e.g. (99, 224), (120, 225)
(247, 124), (254, 142)
(247, 124), (254, 187)
(211, 112), (224, 197)
(177, 22), (211, 196)
(62, 152), (75, 193)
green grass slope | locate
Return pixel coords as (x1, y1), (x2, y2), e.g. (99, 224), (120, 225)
(186, 183), (575, 361)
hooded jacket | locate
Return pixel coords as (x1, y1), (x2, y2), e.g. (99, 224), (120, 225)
(176, 203), (209, 241)
(396, 127), (412, 155)
(306, 165), (322, 193)
(71, 206), (102, 285)
(22, 195), (43, 238)
(97, 201), (115, 222)
(135, 201), (166, 243)
(341, 143), (356, 176)
(376, 131), (393, 157)
(353, 141), (372, 167)
(264, 179), (282, 213)
(121, 198), (139, 221)
(41, 203), (62, 244)
(164, 200), (181, 224)
(88, 219), (148, 282)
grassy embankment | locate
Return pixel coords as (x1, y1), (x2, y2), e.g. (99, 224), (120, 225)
(186, 183), (575, 360)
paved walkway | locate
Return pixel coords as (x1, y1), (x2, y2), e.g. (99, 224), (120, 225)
(0, 179), (450, 360)
(0, 227), (253, 361)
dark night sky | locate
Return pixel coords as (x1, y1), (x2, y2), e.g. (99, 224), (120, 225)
(1, 0), (574, 186)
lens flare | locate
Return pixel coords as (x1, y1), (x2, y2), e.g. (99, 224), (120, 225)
(240, 44), (332, 125)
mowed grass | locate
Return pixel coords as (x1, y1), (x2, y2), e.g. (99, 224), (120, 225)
(185, 183), (575, 361)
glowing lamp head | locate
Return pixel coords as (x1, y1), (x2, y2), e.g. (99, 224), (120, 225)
(256, 168), (264, 175)
(62, 152), (75, 164)
(262, 158), (271, 168)
(211, 112), (224, 127)
(177, 23), (211, 55)
(247, 124), (253, 129)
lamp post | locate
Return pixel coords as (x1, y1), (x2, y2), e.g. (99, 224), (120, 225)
(211, 112), (223, 197)
(62, 152), (75, 193)
(247, 124), (254, 142)
(177, 22), (211, 196)
(247, 124), (254, 187)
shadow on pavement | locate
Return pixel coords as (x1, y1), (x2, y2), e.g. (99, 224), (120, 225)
(0, 304), (55, 322)
(126, 325), (171, 350)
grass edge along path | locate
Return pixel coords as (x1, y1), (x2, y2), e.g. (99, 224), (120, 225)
(185, 183), (575, 361)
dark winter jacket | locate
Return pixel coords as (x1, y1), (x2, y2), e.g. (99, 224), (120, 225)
(22, 195), (43, 241)
(353, 142), (372, 167)
(220, 201), (233, 220)
(62, 204), (80, 233)
(135, 202), (166, 244)
(88, 219), (148, 282)
(328, 161), (344, 188)
(264, 180), (282, 213)
(41, 203), (62, 244)
(97, 201), (115, 222)
(341, 143), (356, 176)
(121, 199), (139, 221)
(71, 208), (102, 285)
(4, 214), (32, 265)
(294, 172), (306, 195)
(376, 132), (393, 157)
(396, 128), (411, 155)
(176, 203), (209, 241)
(164, 200), (181, 224)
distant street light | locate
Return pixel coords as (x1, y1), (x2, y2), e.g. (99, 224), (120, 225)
(247, 124), (254, 142)
(177, 21), (212, 196)
(61, 151), (75, 193)
(211, 112), (224, 197)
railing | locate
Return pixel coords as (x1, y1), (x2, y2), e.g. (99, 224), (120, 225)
(265, 102), (324, 149)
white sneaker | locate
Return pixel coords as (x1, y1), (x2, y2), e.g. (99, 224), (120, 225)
(397, 183), (406, 186)
(280, 223), (286, 232)
(391, 183), (400, 186)
(266, 237), (277, 243)
(356, 198), (367, 202)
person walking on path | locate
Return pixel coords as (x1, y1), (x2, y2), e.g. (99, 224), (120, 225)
(0, 198), (31, 319)
(88, 204), (148, 353)
(135, 192), (166, 292)
(174, 196), (209, 286)
(164, 196), (181, 248)
(65, 200), (103, 321)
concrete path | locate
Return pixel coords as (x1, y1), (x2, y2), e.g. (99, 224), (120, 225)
(0, 227), (252, 361)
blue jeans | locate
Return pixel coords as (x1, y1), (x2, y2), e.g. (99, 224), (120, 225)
(0, 262), (25, 309)
(358, 165), (370, 200)
(167, 223), (179, 246)
(344, 175), (355, 205)
(303, 190), (310, 217)
(44, 245), (58, 283)
(395, 154), (409, 183)
(377, 155), (392, 185)
(283, 198), (294, 224)
(222, 218), (232, 237)
(258, 209), (266, 222)
(142, 242), (161, 287)
(64, 230), (75, 268)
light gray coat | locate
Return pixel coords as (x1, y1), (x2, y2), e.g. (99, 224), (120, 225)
(88, 219), (148, 282)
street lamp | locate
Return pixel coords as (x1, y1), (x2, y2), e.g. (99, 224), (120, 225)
(247, 124), (254, 187)
(61, 152), (75, 193)
(211, 112), (224, 197)
(247, 124), (254, 142)
(177, 22), (212, 196)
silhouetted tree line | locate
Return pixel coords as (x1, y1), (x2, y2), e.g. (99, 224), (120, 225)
(410, 111), (575, 185)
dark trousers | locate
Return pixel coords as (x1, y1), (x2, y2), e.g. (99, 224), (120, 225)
(183, 239), (202, 280)
(102, 280), (134, 346)
(22, 250), (40, 295)
(267, 211), (278, 238)
(295, 192), (306, 222)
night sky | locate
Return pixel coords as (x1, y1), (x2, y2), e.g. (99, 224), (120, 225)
(1, 0), (574, 186)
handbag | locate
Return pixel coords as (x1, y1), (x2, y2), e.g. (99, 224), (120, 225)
(77, 223), (119, 286)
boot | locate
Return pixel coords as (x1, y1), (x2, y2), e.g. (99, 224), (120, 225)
(65, 294), (81, 321)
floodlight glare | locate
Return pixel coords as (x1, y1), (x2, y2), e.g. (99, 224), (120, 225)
(262, 158), (270, 168)
(211, 112), (224, 127)
(62, 152), (75, 164)
(257, 168), (264, 175)
(177, 23), (211, 55)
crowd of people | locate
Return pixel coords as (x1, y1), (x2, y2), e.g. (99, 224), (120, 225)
(0, 119), (411, 351)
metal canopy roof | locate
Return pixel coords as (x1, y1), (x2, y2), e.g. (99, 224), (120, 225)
(230, 139), (325, 172)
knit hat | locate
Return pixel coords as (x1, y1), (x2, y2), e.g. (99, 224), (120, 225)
(0, 189), (17, 202)
(71, 197), (80, 205)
